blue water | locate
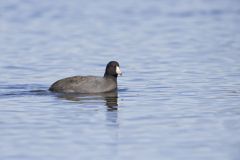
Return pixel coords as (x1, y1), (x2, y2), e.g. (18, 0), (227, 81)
(1, 0), (240, 160)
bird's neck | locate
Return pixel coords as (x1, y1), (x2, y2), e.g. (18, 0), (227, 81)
(104, 74), (117, 81)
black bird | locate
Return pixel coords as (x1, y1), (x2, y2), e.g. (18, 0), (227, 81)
(49, 61), (122, 93)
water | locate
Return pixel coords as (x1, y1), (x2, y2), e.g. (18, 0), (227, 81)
(1, 0), (240, 159)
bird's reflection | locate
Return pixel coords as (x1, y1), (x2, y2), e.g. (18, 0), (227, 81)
(55, 90), (118, 110)
(55, 90), (119, 125)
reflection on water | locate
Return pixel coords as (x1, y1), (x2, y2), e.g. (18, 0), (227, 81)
(1, 0), (240, 159)
(56, 90), (120, 127)
(56, 90), (118, 110)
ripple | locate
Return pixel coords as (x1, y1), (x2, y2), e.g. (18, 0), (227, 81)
(1, 0), (240, 160)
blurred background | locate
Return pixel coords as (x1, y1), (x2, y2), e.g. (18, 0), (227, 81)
(0, 0), (240, 160)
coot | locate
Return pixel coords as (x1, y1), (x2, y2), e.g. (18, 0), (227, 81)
(49, 61), (122, 93)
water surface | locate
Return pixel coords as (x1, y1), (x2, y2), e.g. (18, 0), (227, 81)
(1, 0), (240, 160)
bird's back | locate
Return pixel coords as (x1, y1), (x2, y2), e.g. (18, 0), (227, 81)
(49, 76), (117, 93)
